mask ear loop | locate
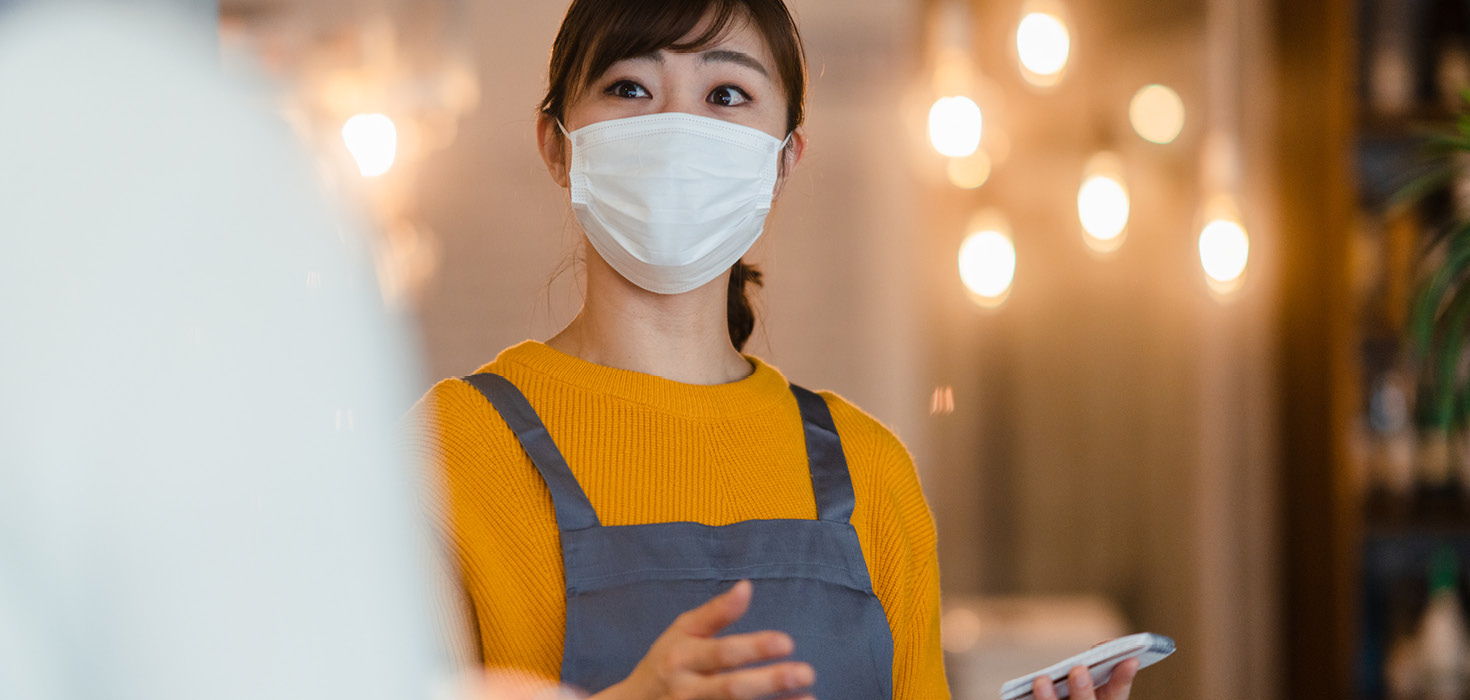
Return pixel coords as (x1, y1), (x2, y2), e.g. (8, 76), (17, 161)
(775, 131), (795, 178)
(555, 120), (576, 179)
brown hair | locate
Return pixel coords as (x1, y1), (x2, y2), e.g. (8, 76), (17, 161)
(539, 0), (807, 352)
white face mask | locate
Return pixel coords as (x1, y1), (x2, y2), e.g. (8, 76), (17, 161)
(559, 112), (791, 295)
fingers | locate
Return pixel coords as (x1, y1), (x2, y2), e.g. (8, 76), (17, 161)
(680, 660), (814, 699)
(640, 581), (815, 700)
(1068, 665), (1098, 700)
(1032, 674), (1059, 700)
(677, 630), (795, 673)
(1034, 666), (1097, 700)
(1098, 658), (1140, 700)
(673, 580), (753, 638)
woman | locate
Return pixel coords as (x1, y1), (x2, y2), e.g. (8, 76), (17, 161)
(413, 1), (1138, 699)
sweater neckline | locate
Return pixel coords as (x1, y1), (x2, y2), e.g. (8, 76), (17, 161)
(480, 340), (793, 420)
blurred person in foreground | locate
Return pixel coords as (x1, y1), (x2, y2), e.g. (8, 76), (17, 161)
(0, 4), (579, 699)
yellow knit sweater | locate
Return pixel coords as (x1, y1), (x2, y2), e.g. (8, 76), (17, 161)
(408, 340), (949, 698)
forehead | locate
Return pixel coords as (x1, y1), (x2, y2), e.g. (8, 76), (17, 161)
(608, 11), (777, 76)
(676, 12), (773, 65)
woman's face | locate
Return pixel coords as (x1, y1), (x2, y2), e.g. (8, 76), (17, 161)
(538, 11), (804, 189)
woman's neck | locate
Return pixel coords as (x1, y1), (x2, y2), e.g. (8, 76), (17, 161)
(545, 246), (754, 386)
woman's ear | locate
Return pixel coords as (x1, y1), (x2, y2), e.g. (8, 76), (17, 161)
(536, 112), (570, 189)
(772, 127), (806, 200)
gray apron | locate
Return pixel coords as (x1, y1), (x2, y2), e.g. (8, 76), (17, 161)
(461, 372), (895, 699)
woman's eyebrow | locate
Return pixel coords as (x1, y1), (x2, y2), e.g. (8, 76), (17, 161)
(699, 49), (770, 78)
(613, 49), (770, 78)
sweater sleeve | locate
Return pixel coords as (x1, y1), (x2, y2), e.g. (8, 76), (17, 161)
(407, 376), (569, 683)
(400, 382), (484, 672)
(821, 392), (951, 699)
(875, 432), (950, 699)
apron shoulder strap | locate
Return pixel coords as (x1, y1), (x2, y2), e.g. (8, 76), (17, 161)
(790, 384), (856, 524)
(459, 372), (601, 531)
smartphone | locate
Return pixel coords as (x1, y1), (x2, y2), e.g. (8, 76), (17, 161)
(998, 632), (1176, 700)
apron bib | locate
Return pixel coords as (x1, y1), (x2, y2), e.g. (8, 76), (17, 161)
(462, 372), (895, 698)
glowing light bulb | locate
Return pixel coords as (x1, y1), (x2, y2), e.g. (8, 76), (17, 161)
(1198, 215), (1249, 293)
(928, 96), (982, 158)
(1077, 152), (1129, 253)
(1016, 2), (1070, 87)
(341, 113), (397, 177)
(1130, 84), (1186, 144)
(958, 214), (1016, 307)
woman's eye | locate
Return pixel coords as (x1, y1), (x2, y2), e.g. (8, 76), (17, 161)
(606, 80), (650, 99)
(708, 85), (750, 107)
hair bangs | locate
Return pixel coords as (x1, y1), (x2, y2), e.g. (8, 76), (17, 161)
(573, 0), (741, 99)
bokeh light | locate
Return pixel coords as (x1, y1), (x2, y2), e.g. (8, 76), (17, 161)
(928, 96), (983, 158)
(1129, 84), (1186, 144)
(946, 150), (992, 189)
(1198, 216), (1250, 292)
(1016, 2), (1070, 87)
(1077, 152), (1129, 253)
(341, 113), (397, 177)
(941, 605), (984, 653)
(958, 215), (1016, 307)
(929, 385), (956, 416)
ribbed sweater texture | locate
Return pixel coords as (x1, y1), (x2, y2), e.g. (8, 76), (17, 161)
(407, 340), (949, 698)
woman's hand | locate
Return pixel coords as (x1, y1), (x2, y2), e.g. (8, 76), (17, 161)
(1030, 658), (1140, 700)
(593, 580), (816, 700)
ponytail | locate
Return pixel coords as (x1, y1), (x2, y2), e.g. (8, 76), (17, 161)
(727, 260), (763, 351)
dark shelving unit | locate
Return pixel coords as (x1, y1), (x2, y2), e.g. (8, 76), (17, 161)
(1351, 0), (1470, 697)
